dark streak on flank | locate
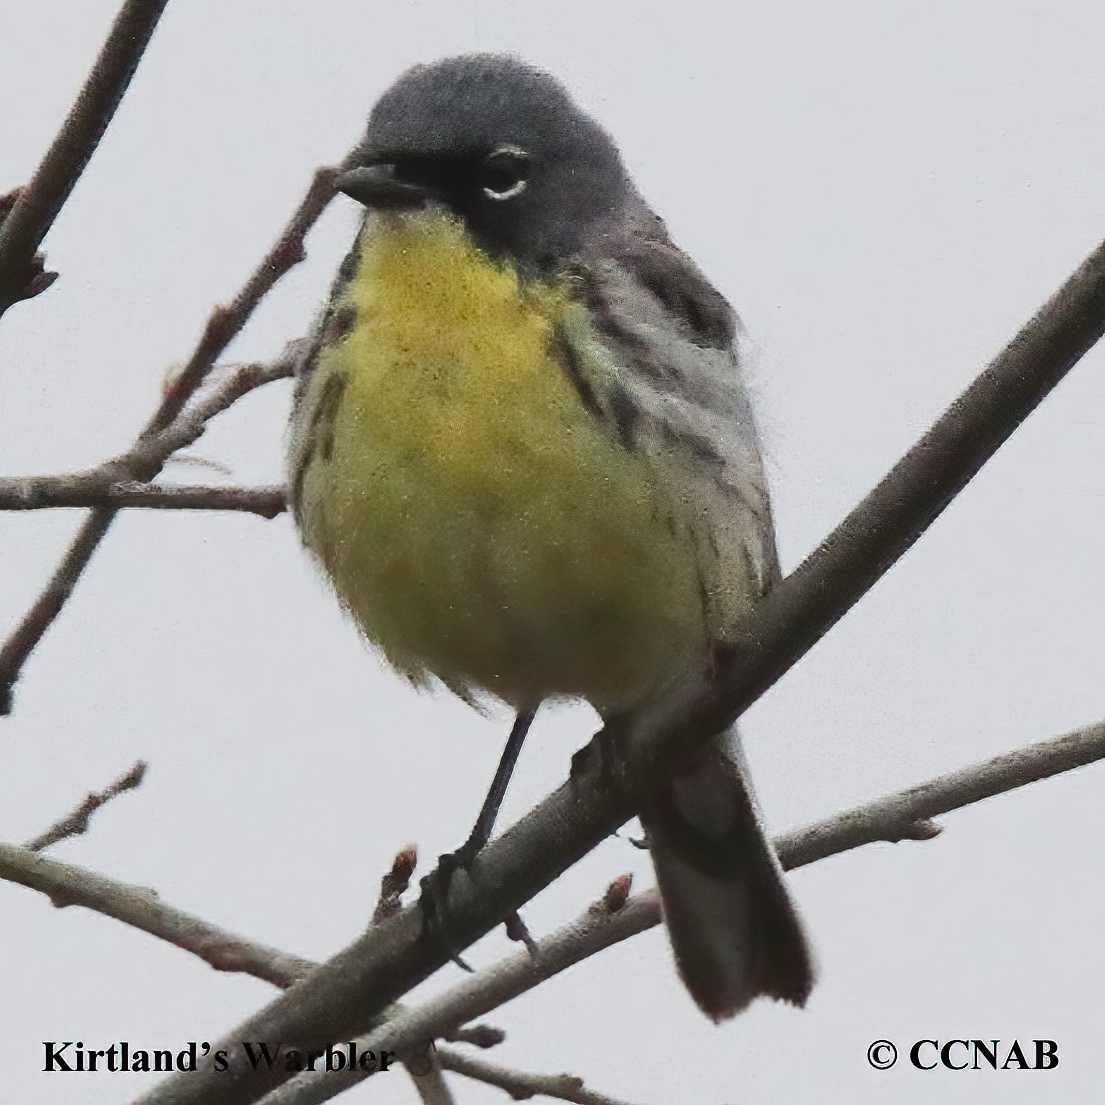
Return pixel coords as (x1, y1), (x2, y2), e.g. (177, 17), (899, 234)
(573, 263), (704, 400)
(706, 528), (722, 562)
(548, 322), (604, 424)
(313, 372), (349, 461)
(687, 524), (714, 641)
(609, 388), (641, 450)
(290, 438), (315, 510)
(336, 242), (360, 288)
(291, 370), (349, 510)
(294, 333), (324, 390)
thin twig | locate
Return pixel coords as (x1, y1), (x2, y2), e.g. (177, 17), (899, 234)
(0, 0), (170, 316)
(132, 352), (301, 472)
(0, 348), (300, 715)
(0, 842), (314, 988)
(437, 1047), (638, 1105)
(149, 168), (337, 432)
(775, 719), (1105, 869)
(24, 760), (147, 852)
(0, 509), (116, 715)
(0, 479), (287, 517)
(128, 232), (1105, 1105)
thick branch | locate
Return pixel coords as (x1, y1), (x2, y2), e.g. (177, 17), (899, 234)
(249, 886), (664, 1105)
(195, 719), (1105, 1105)
(0, 718), (1099, 1102)
(0, 0), (170, 316)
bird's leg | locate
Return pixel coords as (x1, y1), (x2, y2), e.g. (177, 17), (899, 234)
(453, 703), (539, 866)
(419, 703), (540, 964)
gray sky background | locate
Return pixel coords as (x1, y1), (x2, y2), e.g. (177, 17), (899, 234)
(2, 2), (1104, 1102)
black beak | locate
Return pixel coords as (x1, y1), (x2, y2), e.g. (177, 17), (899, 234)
(336, 165), (435, 210)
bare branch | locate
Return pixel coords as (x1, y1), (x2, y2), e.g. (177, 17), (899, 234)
(0, 508), (116, 715)
(246, 886), (662, 1105)
(776, 719), (1105, 870)
(240, 718), (1105, 1105)
(4, 718), (1096, 1041)
(0, 0), (170, 316)
(0, 718), (1096, 1104)
(148, 168), (337, 431)
(131, 352), (300, 473)
(0, 349), (298, 714)
(24, 760), (147, 852)
(0, 479), (287, 517)
(438, 1048), (638, 1105)
(593, 232), (1105, 817)
(348, 880), (655, 1068)
(0, 157), (331, 713)
(0, 189), (56, 304)
(0, 842), (314, 988)
(128, 232), (1105, 1105)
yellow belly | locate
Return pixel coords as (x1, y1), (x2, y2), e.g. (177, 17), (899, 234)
(292, 209), (709, 710)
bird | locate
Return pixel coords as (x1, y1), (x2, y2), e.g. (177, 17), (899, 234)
(288, 53), (815, 1020)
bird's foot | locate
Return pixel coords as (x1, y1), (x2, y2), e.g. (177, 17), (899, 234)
(418, 836), (483, 972)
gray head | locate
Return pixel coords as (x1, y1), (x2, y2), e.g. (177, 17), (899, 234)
(338, 54), (635, 272)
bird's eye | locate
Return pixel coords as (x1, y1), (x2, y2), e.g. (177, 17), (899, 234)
(482, 145), (529, 200)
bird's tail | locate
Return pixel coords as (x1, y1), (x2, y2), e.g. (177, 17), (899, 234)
(638, 727), (815, 1020)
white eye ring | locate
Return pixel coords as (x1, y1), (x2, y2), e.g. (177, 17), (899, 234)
(482, 144), (529, 201)
(484, 177), (527, 201)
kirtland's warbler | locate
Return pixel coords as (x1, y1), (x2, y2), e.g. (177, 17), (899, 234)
(289, 54), (814, 1019)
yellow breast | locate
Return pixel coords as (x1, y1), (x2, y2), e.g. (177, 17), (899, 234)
(292, 209), (709, 710)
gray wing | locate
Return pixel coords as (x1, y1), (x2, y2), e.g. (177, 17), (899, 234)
(558, 207), (780, 640)
(581, 214), (815, 1019)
